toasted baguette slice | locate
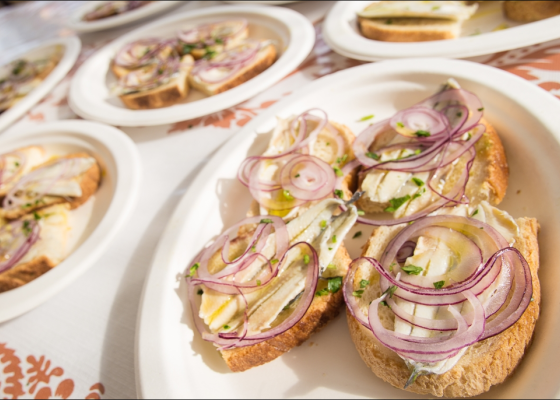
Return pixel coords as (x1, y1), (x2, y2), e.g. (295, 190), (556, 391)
(244, 120), (358, 226)
(357, 119), (508, 214)
(503, 1), (560, 22)
(347, 217), (540, 398)
(220, 239), (353, 372)
(0, 204), (72, 293)
(119, 55), (194, 110)
(358, 17), (461, 42)
(189, 43), (276, 96)
(2, 152), (100, 221)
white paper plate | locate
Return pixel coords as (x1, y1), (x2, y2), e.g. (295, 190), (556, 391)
(67, 1), (182, 33)
(69, 5), (315, 127)
(136, 58), (560, 398)
(323, 1), (560, 61)
(0, 120), (141, 323)
(0, 37), (81, 134)
(223, 1), (299, 4)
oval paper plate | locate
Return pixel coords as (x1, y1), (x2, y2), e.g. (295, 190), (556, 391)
(136, 58), (560, 398)
(69, 5), (315, 127)
(67, 1), (182, 33)
(323, 1), (560, 61)
(0, 120), (141, 322)
(0, 37), (81, 134)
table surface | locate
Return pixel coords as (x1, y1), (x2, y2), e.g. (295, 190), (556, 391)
(1, 1), (559, 399)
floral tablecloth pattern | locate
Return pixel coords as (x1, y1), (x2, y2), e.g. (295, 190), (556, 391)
(1, 1), (560, 398)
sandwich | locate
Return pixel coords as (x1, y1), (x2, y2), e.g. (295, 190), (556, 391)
(188, 40), (277, 96)
(1, 152), (101, 220)
(503, 1), (560, 22)
(82, 1), (152, 22)
(178, 19), (249, 60)
(0, 50), (62, 113)
(357, 1), (478, 42)
(112, 39), (195, 110)
(339, 80), (539, 397)
(0, 204), (72, 293)
(188, 198), (358, 372)
(0, 146), (48, 197)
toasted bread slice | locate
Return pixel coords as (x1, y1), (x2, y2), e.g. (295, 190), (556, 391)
(119, 55), (194, 110)
(357, 119), (508, 214)
(2, 152), (100, 221)
(503, 0), (560, 22)
(220, 238), (353, 372)
(358, 17), (461, 42)
(347, 216), (540, 397)
(0, 204), (72, 293)
(189, 43), (276, 96)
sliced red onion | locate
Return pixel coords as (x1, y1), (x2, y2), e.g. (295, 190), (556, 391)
(390, 106), (447, 139)
(0, 150), (26, 189)
(0, 219), (40, 274)
(178, 19), (247, 46)
(280, 155), (336, 202)
(188, 241), (319, 349)
(118, 56), (180, 92)
(396, 241), (416, 264)
(114, 38), (171, 69)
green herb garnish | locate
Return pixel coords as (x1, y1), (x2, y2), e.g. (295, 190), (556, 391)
(472, 209), (479, 217)
(334, 189), (344, 199)
(333, 167), (343, 177)
(380, 301), (390, 308)
(412, 177), (424, 187)
(352, 290), (364, 298)
(223, 325), (230, 330)
(396, 122), (404, 128)
(186, 263), (199, 278)
(182, 44), (196, 54)
(283, 189), (295, 201)
(328, 276), (342, 294)
(320, 220), (327, 228)
(402, 265), (423, 275)
(260, 218), (273, 224)
(353, 231), (362, 239)
(336, 154), (348, 164)
(433, 281), (445, 289)
(33, 212), (41, 221)
(295, 174), (300, 178)
(271, 259), (279, 264)
(257, 280), (262, 286)
(384, 194), (411, 213)
(197, 289), (203, 295)
(383, 285), (398, 298)
(358, 115), (374, 122)
(478, 107), (484, 112)
(366, 152), (380, 160)
(357, 210), (365, 216)
(327, 263), (336, 270)
(360, 279), (370, 288)
(386, 19), (393, 25)
(415, 130), (431, 137)
(304, 254), (310, 264)
(332, 235), (337, 243)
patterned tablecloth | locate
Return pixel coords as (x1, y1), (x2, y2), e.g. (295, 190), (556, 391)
(0, 1), (559, 399)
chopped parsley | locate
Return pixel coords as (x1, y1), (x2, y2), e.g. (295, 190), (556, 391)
(360, 279), (370, 288)
(432, 5), (440, 10)
(320, 220), (327, 228)
(333, 167), (343, 177)
(380, 301), (390, 308)
(260, 218), (273, 224)
(334, 189), (344, 199)
(383, 285), (398, 298)
(316, 288), (329, 296)
(204, 49), (217, 59)
(271, 259), (279, 264)
(411, 177), (424, 187)
(251, 246), (256, 253)
(182, 44), (196, 54)
(326, 142), (330, 146)
(336, 154), (348, 164)
(352, 290), (364, 298)
(402, 265), (423, 275)
(353, 231), (362, 239)
(457, 112), (463, 117)
(295, 174), (300, 178)
(366, 152), (380, 161)
(328, 276), (342, 293)
(186, 263), (199, 278)
(385, 19), (393, 25)
(257, 280), (262, 286)
(214, 38), (224, 44)
(396, 122), (404, 128)
(358, 115), (374, 122)
(433, 281), (445, 289)
(332, 235), (337, 243)
(11, 60), (26, 75)
(472, 209), (479, 217)
(223, 325), (230, 330)
(327, 263), (336, 269)
(478, 107), (484, 112)
(357, 210), (365, 216)
(22, 220), (32, 236)
(14, 161), (20, 167)
(412, 192), (422, 200)
(304, 254), (310, 264)
(33, 212), (41, 221)
(389, 262), (395, 272)
(197, 289), (203, 295)
(415, 130), (431, 137)
(283, 190), (295, 201)
(466, 132), (472, 141)
(385, 194), (411, 213)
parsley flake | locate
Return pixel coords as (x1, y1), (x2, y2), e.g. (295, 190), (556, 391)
(385, 194), (411, 213)
(223, 325), (230, 330)
(402, 265), (423, 275)
(433, 281), (445, 289)
(328, 277), (342, 293)
(283, 190), (295, 201)
(472, 209), (479, 217)
(358, 115), (374, 122)
(383, 285), (398, 298)
(197, 289), (203, 295)
(334, 189), (344, 199)
(357, 210), (365, 216)
(353, 231), (362, 239)
(353, 290), (364, 298)
(360, 279), (370, 288)
(333, 167), (343, 177)
(366, 152), (380, 161)
(412, 177), (424, 187)
(260, 219), (273, 224)
(396, 122), (405, 128)
(271, 259), (279, 264)
(415, 130), (431, 137)
(332, 235), (337, 243)
(320, 220), (327, 228)
(186, 263), (200, 278)
(257, 280), (262, 286)
(478, 107), (484, 112)
(304, 254), (310, 264)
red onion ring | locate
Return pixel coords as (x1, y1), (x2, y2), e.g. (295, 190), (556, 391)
(114, 38), (172, 69)
(178, 19), (247, 46)
(0, 219), (40, 274)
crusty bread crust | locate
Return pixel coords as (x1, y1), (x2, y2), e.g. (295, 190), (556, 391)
(357, 119), (509, 214)
(189, 44), (276, 96)
(3, 152), (101, 220)
(0, 255), (56, 293)
(221, 242), (352, 372)
(503, 1), (560, 22)
(358, 17), (459, 42)
(347, 217), (539, 397)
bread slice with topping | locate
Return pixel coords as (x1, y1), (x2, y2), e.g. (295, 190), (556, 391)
(1, 152), (100, 220)
(0, 204), (72, 293)
(347, 213), (539, 397)
(503, 1), (560, 22)
(188, 43), (276, 96)
(119, 54), (194, 110)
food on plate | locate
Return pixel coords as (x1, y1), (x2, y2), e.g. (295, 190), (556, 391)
(357, 1), (478, 42)
(1, 152), (101, 220)
(0, 147), (102, 293)
(178, 20), (249, 60)
(0, 49), (63, 114)
(82, 1), (152, 22)
(338, 81), (539, 397)
(189, 40), (276, 96)
(187, 199), (358, 372)
(239, 109), (357, 224)
(503, 1), (560, 22)
(112, 39), (195, 110)
(111, 19), (277, 109)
